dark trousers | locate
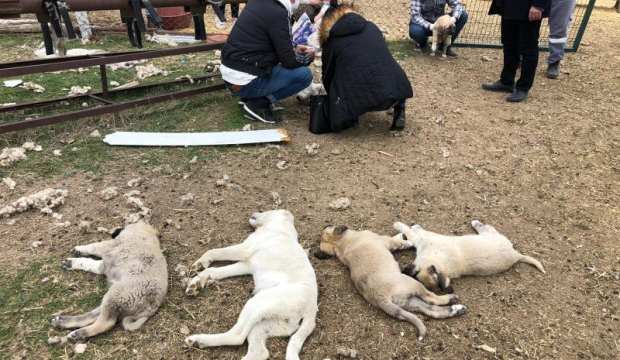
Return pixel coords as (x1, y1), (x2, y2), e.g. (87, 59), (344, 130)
(500, 18), (542, 91)
(213, 2), (240, 22)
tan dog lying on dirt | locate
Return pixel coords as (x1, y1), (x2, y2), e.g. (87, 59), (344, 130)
(394, 220), (546, 293)
(431, 14), (456, 57)
(318, 225), (467, 340)
(185, 210), (318, 360)
(52, 221), (167, 341)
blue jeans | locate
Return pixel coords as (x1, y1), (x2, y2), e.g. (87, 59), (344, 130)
(233, 65), (313, 103)
(409, 10), (469, 48)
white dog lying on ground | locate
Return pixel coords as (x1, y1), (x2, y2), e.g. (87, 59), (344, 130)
(296, 82), (326, 102)
(185, 209), (318, 360)
(394, 220), (546, 293)
(52, 221), (167, 341)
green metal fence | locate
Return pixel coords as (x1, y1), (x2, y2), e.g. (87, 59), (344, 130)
(452, 0), (597, 52)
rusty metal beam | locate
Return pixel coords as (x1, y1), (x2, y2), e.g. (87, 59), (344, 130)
(0, 82), (226, 133)
(0, 0), (246, 16)
(0, 42), (225, 77)
(0, 73), (219, 113)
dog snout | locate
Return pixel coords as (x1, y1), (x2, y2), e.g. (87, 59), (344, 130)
(313, 248), (333, 260)
(403, 265), (419, 278)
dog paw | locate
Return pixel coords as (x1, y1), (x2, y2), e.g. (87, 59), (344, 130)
(393, 222), (410, 233)
(411, 224), (422, 230)
(191, 259), (209, 273)
(67, 330), (85, 342)
(71, 247), (85, 257)
(61, 259), (73, 271)
(185, 277), (203, 297)
(450, 304), (467, 316)
(471, 220), (483, 229)
(185, 335), (202, 348)
(447, 294), (460, 305)
(50, 315), (63, 328)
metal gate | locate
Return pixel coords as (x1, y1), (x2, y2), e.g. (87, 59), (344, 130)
(452, 0), (597, 52)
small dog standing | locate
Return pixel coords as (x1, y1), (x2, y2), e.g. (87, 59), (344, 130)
(185, 210), (318, 360)
(52, 221), (167, 341)
(394, 220), (546, 293)
(431, 15), (456, 57)
(318, 225), (466, 340)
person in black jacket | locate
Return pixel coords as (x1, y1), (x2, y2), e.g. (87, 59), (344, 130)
(316, 5), (414, 132)
(220, 0), (321, 123)
(482, 0), (550, 102)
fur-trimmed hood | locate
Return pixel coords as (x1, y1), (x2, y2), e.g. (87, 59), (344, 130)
(319, 5), (366, 44)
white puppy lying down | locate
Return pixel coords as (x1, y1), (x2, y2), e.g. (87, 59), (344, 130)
(394, 220), (545, 293)
(185, 210), (318, 360)
(52, 222), (167, 341)
(296, 82), (326, 102)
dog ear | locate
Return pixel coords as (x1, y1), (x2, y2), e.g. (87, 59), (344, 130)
(334, 225), (348, 236)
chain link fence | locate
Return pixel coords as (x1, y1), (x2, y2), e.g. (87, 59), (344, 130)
(79, 0), (597, 51)
(354, 0), (597, 51)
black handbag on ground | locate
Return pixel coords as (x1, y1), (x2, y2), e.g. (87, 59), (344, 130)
(309, 95), (332, 134)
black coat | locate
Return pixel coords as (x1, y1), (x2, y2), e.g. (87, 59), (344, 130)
(489, 0), (550, 20)
(221, 0), (304, 77)
(321, 13), (413, 132)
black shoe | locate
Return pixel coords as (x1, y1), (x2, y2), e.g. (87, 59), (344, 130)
(418, 43), (431, 54)
(271, 103), (285, 112)
(242, 98), (279, 124)
(445, 46), (458, 58)
(269, 102), (282, 122)
(546, 61), (560, 79)
(482, 81), (514, 93)
(390, 101), (406, 131)
(506, 89), (529, 103)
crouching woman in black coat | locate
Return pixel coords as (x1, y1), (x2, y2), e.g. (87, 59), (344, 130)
(312, 4), (414, 133)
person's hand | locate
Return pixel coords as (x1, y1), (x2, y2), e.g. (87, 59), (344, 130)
(430, 23), (436, 31)
(296, 45), (315, 56)
(528, 6), (543, 21)
(449, 16), (457, 26)
(304, 0), (323, 5)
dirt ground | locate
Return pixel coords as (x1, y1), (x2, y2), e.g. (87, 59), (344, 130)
(1, 6), (619, 360)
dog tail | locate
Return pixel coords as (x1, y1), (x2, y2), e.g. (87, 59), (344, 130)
(286, 310), (317, 357)
(519, 255), (546, 274)
(378, 300), (426, 340)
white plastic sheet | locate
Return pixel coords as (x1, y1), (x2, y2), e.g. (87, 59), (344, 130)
(103, 129), (291, 147)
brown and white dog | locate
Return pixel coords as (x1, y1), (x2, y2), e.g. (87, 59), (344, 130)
(431, 15), (456, 57)
(394, 220), (546, 294)
(318, 225), (467, 340)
